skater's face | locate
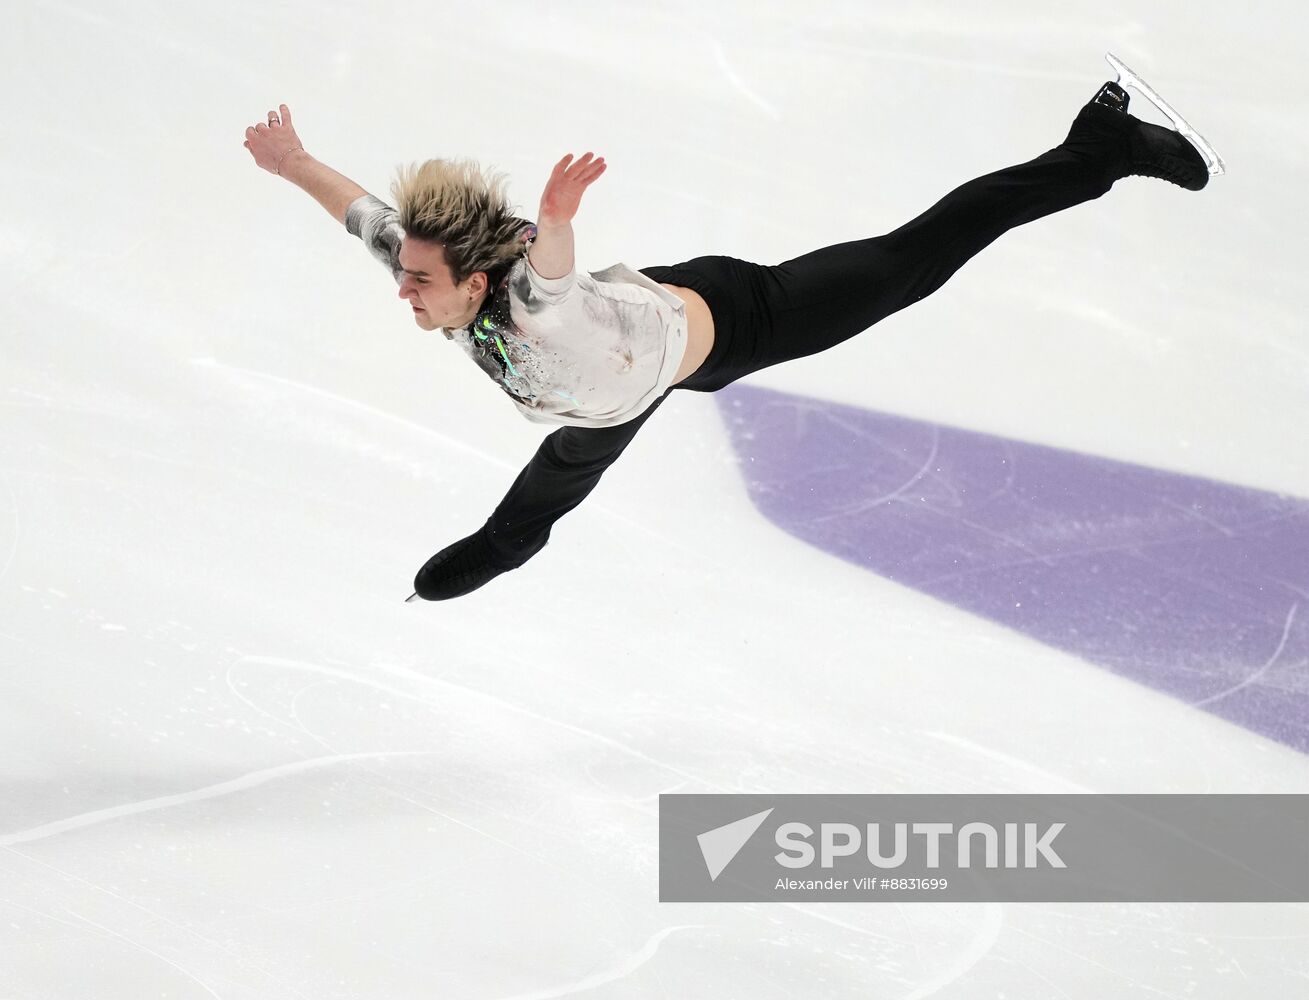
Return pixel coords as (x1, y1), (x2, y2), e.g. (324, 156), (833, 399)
(397, 238), (488, 333)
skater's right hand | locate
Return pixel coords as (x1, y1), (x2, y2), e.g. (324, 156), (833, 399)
(537, 152), (606, 227)
(243, 104), (306, 176)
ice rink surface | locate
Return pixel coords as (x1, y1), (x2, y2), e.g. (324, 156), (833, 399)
(2, 0), (1307, 996)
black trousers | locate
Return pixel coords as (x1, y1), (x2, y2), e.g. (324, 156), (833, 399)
(480, 121), (1120, 566)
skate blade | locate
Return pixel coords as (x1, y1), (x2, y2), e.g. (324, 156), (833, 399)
(1106, 52), (1227, 176)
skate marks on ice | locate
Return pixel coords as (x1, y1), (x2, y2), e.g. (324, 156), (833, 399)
(0, 467), (17, 587)
(716, 384), (1309, 753)
(188, 356), (518, 474)
(490, 925), (705, 1000)
(0, 653), (730, 850)
(0, 750), (439, 848)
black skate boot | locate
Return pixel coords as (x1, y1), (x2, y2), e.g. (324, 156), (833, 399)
(1092, 80), (1130, 113)
(1067, 80), (1209, 191)
(412, 523), (547, 600)
(412, 527), (512, 600)
(413, 530), (506, 600)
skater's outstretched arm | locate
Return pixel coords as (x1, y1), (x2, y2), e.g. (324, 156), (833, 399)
(242, 103), (369, 225)
(527, 152), (607, 281)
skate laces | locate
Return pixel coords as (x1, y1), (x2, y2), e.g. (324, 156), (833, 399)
(1126, 121), (1206, 189)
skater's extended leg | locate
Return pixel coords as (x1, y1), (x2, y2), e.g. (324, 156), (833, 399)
(484, 394), (668, 559)
(412, 391), (669, 600)
(711, 80), (1209, 378)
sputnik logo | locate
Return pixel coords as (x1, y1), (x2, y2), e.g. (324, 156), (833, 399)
(697, 808), (774, 881)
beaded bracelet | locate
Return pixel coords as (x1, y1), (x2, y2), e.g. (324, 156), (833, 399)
(274, 145), (305, 176)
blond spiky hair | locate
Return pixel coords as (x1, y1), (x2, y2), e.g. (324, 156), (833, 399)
(389, 157), (534, 290)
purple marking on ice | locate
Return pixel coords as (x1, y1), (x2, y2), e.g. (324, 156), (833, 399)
(718, 384), (1309, 753)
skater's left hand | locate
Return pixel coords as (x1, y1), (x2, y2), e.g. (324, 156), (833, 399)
(537, 152), (606, 226)
(243, 103), (306, 176)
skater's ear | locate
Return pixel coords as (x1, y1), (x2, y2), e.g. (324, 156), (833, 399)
(461, 269), (491, 301)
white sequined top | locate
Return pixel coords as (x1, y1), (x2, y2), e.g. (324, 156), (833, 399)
(345, 194), (689, 428)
